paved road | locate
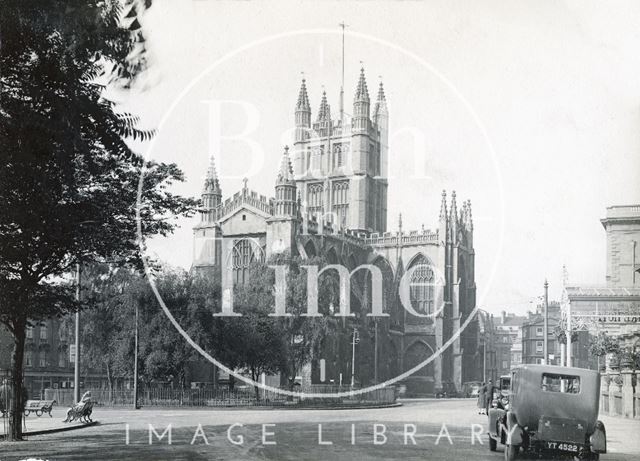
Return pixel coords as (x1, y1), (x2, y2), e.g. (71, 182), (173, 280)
(1, 399), (639, 460)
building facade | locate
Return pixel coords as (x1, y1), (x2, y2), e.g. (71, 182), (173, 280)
(0, 319), (107, 399)
(494, 311), (526, 377)
(192, 70), (480, 395)
(561, 204), (640, 367)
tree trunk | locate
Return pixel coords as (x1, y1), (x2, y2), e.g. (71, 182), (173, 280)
(9, 316), (27, 440)
(251, 368), (260, 402)
(106, 362), (113, 404)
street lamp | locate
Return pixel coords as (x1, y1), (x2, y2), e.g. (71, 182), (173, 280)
(350, 328), (359, 388)
(476, 308), (491, 382)
(74, 263), (81, 403)
(543, 280), (549, 365)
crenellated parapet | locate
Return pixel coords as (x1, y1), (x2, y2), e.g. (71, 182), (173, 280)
(208, 184), (274, 222)
(365, 229), (440, 248)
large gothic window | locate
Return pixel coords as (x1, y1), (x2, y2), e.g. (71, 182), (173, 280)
(307, 183), (324, 219)
(232, 239), (264, 285)
(331, 181), (349, 229)
(408, 255), (435, 321)
(333, 143), (343, 169)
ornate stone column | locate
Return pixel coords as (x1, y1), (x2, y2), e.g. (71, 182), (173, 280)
(600, 373), (609, 414)
(608, 361), (621, 416)
(621, 355), (635, 418)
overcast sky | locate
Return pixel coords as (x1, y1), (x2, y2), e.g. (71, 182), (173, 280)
(125, 0), (640, 316)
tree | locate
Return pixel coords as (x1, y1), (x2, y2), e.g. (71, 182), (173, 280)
(0, 0), (197, 439)
(222, 253), (339, 394)
(222, 263), (287, 400)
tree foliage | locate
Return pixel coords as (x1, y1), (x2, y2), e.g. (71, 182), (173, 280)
(0, 0), (199, 439)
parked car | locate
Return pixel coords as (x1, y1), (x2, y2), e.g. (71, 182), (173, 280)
(488, 364), (606, 461)
(462, 381), (482, 398)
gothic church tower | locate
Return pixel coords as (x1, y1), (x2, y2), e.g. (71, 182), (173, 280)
(292, 68), (388, 234)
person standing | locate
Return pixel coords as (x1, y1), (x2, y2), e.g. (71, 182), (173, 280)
(485, 379), (495, 415)
(477, 382), (486, 415)
(0, 378), (13, 417)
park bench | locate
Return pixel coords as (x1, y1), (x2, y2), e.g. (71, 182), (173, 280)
(24, 399), (56, 417)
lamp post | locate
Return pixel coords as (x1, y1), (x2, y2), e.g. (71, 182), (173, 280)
(477, 308), (491, 382)
(350, 328), (358, 388)
(74, 263), (81, 403)
(544, 280), (549, 365)
(373, 318), (378, 385)
(133, 300), (139, 409)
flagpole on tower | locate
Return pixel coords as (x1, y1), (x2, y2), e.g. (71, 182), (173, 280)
(338, 21), (348, 126)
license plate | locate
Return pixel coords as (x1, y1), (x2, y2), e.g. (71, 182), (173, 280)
(546, 441), (581, 452)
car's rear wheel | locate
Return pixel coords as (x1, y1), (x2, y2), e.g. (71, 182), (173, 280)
(504, 444), (519, 461)
(489, 436), (497, 451)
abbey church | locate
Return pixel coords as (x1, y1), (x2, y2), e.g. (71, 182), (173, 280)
(192, 68), (480, 395)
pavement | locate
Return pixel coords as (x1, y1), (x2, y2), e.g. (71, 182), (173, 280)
(0, 411), (95, 437)
(0, 399), (638, 460)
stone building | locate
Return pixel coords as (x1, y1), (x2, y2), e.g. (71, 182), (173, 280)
(494, 311), (526, 377)
(561, 204), (640, 367)
(192, 69), (480, 395)
(0, 319), (106, 399)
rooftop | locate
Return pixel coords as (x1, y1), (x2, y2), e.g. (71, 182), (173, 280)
(565, 285), (640, 299)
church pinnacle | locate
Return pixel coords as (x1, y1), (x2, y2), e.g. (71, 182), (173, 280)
(439, 190), (448, 220)
(354, 67), (370, 102)
(373, 81), (387, 118)
(276, 145), (295, 184)
(317, 90), (331, 122)
(274, 146), (297, 217)
(203, 155), (221, 195)
(296, 78), (310, 111)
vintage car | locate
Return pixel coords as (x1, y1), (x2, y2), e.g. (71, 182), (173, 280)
(489, 364), (606, 460)
(487, 375), (513, 450)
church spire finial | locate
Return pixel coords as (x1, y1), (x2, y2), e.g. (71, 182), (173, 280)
(398, 212), (403, 234)
(449, 190), (458, 237)
(354, 66), (370, 102)
(373, 78), (388, 120)
(276, 145), (294, 184)
(203, 155), (221, 194)
(296, 76), (310, 111)
(317, 90), (331, 122)
(466, 200), (473, 231)
(439, 190), (448, 220)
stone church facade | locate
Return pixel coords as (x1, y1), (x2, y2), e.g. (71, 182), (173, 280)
(192, 69), (479, 395)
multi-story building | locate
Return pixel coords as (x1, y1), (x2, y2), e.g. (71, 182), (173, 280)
(494, 311), (526, 376)
(522, 303), (561, 366)
(1, 319), (108, 399)
(192, 69), (481, 395)
(521, 302), (592, 368)
(562, 204), (640, 366)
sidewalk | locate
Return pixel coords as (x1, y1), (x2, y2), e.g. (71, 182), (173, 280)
(598, 413), (640, 456)
(0, 407), (95, 437)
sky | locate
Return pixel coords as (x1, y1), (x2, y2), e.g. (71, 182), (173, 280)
(123, 0), (640, 316)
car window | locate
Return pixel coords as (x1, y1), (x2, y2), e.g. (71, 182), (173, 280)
(541, 373), (580, 394)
